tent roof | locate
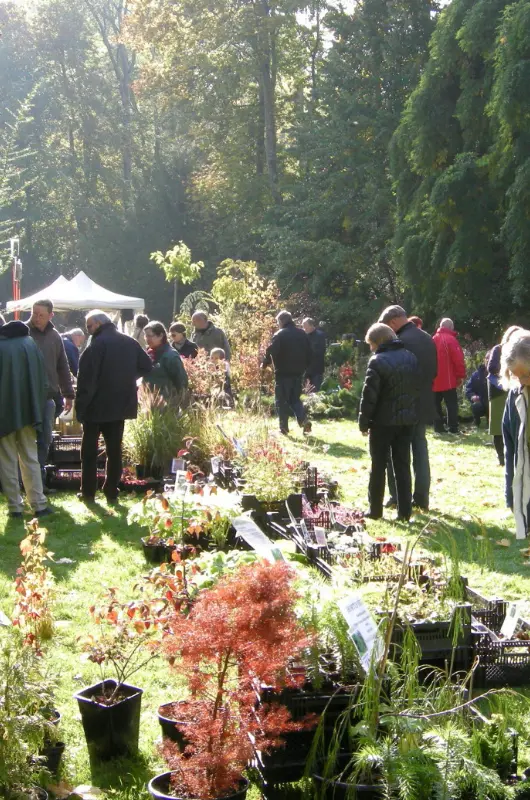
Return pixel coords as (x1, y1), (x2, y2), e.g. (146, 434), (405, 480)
(6, 271), (145, 313)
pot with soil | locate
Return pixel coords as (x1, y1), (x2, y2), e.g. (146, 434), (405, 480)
(157, 701), (194, 748)
(148, 773), (249, 800)
(74, 679), (143, 761)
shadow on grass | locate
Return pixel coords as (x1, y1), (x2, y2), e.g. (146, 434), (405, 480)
(304, 435), (365, 460)
(88, 751), (154, 794)
(0, 492), (145, 583)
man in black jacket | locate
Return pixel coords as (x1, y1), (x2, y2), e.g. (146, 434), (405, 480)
(302, 317), (326, 391)
(378, 305), (437, 511)
(262, 311), (312, 435)
(76, 310), (153, 503)
(359, 323), (419, 522)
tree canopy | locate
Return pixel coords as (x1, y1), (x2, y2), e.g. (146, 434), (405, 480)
(0, 0), (528, 336)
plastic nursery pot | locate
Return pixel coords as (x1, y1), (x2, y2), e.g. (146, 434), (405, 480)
(157, 701), (192, 749)
(74, 679), (143, 761)
(312, 767), (384, 800)
(148, 773), (249, 800)
(141, 537), (176, 564)
(41, 741), (66, 776)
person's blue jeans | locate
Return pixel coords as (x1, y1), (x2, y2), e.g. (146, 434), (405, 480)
(387, 423), (430, 510)
(37, 398), (56, 481)
(275, 376), (306, 433)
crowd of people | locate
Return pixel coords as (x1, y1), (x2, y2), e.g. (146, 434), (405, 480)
(1, 297), (530, 539)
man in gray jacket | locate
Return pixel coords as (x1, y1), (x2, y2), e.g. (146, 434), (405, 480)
(378, 305), (438, 511)
(191, 312), (231, 359)
(28, 299), (75, 480)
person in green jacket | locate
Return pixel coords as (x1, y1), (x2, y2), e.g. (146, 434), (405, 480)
(0, 317), (52, 518)
(144, 321), (189, 399)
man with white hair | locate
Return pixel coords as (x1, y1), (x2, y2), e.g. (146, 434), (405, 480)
(190, 311), (231, 359)
(75, 310), (152, 503)
(262, 310), (312, 435)
(62, 328), (86, 377)
(432, 317), (466, 434)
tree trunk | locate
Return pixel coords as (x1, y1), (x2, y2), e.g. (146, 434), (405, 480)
(258, 0), (280, 203)
(256, 83), (265, 176)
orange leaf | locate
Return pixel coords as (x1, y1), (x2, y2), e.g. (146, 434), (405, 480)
(496, 539), (511, 548)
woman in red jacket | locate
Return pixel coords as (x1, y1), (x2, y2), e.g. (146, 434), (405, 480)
(432, 318), (466, 434)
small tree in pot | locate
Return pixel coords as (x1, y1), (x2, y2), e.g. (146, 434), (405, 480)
(149, 560), (316, 800)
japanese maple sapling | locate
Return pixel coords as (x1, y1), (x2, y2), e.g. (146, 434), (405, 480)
(160, 560), (316, 800)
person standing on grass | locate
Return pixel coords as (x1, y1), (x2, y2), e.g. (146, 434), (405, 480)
(76, 310), (152, 504)
(501, 331), (530, 539)
(0, 315), (53, 519)
(378, 305), (437, 512)
(28, 300), (75, 483)
(302, 317), (326, 392)
(358, 323), (419, 522)
(191, 311), (231, 359)
(61, 328), (86, 377)
(465, 356), (489, 428)
(261, 310), (312, 436)
(144, 320), (189, 399)
(132, 314), (149, 349)
(169, 322), (198, 359)
(488, 326), (522, 466)
(432, 318), (466, 435)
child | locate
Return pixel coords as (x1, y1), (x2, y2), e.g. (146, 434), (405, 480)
(210, 347), (234, 406)
(358, 323), (420, 522)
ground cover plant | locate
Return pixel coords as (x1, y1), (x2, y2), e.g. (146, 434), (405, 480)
(1, 417), (530, 799)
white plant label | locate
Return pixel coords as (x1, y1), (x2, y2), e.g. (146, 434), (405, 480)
(338, 594), (382, 672)
(233, 516), (284, 563)
(500, 602), (519, 639)
(314, 526), (328, 546)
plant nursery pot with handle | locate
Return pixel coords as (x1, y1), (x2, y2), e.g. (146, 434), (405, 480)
(74, 679), (143, 761)
(147, 772), (249, 800)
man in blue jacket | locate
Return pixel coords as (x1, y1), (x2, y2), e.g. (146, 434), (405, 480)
(62, 328), (86, 377)
(0, 315), (52, 518)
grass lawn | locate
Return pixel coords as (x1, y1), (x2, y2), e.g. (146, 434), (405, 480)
(0, 417), (527, 798)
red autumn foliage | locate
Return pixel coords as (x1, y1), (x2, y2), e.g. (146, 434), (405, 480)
(160, 560), (315, 799)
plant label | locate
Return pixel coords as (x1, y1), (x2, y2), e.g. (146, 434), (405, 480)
(233, 516), (284, 563)
(338, 594), (382, 672)
(171, 458), (186, 474)
(500, 602), (519, 639)
(314, 526), (328, 546)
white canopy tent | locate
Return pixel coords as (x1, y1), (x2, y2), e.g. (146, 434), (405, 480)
(6, 271), (145, 314)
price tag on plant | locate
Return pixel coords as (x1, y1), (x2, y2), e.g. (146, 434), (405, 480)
(338, 594), (383, 672)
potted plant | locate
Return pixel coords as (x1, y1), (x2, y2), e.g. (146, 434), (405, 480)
(128, 492), (198, 563)
(0, 628), (57, 800)
(75, 589), (161, 761)
(12, 522), (55, 652)
(148, 560), (316, 800)
(124, 386), (188, 479)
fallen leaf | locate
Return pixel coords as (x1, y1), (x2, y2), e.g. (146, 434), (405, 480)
(48, 783), (74, 799)
(521, 547), (530, 557)
(496, 539), (511, 547)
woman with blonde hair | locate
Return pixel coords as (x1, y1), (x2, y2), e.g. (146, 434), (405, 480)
(487, 325), (522, 465)
(502, 331), (530, 538)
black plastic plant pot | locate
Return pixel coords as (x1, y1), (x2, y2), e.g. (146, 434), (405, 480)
(27, 790), (48, 800)
(142, 537), (176, 564)
(41, 741), (65, 776)
(312, 772), (384, 800)
(157, 702), (191, 748)
(74, 679), (143, 761)
(148, 772), (249, 800)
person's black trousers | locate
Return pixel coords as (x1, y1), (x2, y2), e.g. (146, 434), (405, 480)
(369, 425), (413, 520)
(275, 375), (306, 432)
(434, 389), (459, 433)
(81, 420), (125, 500)
(471, 400), (488, 427)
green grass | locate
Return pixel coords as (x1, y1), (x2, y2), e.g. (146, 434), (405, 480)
(0, 417), (528, 797)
